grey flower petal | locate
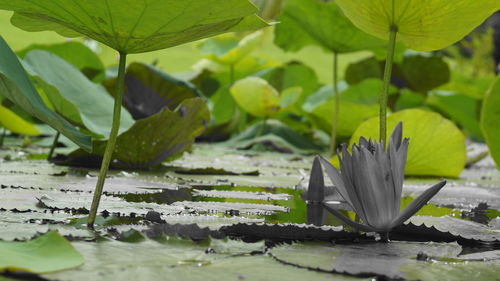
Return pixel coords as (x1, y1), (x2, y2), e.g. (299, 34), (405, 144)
(318, 156), (352, 206)
(389, 138), (408, 214)
(389, 122), (403, 151)
(355, 146), (393, 229)
(323, 203), (376, 232)
(306, 157), (325, 203)
(339, 145), (368, 222)
(389, 180), (447, 229)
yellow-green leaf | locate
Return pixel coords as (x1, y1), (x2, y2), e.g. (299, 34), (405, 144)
(230, 77), (280, 118)
(0, 105), (40, 136)
(336, 0), (500, 51)
(481, 75), (500, 169)
(350, 109), (466, 177)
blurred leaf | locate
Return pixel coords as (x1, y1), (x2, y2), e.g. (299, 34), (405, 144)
(104, 62), (201, 120)
(401, 52), (450, 93)
(197, 30), (264, 65)
(23, 50), (134, 139)
(481, 76), (500, 169)
(345, 57), (383, 85)
(351, 109), (466, 177)
(66, 98), (210, 168)
(274, 0), (387, 54)
(395, 89), (426, 111)
(17, 41), (105, 82)
(1, 0), (268, 54)
(427, 90), (483, 140)
(230, 77), (301, 118)
(0, 231), (83, 273)
(254, 62), (320, 107)
(224, 120), (321, 153)
(336, 0), (500, 51)
(305, 80), (396, 137)
(0, 105), (39, 136)
(0, 37), (91, 150)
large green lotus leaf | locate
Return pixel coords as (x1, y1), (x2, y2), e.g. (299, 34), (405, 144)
(481, 76), (500, 169)
(394, 89), (425, 111)
(0, 37), (91, 150)
(66, 98), (210, 168)
(230, 77), (281, 118)
(0, 231), (83, 273)
(427, 90), (483, 141)
(401, 52), (450, 93)
(336, 0), (500, 51)
(17, 41), (105, 82)
(0, 104), (40, 136)
(0, 0), (268, 54)
(23, 50), (134, 139)
(274, 0), (387, 53)
(104, 62), (201, 120)
(197, 30), (264, 65)
(350, 109), (466, 177)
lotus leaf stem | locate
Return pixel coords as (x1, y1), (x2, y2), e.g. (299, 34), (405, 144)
(329, 52), (339, 157)
(380, 27), (398, 144)
(87, 52), (127, 228)
(48, 132), (60, 159)
(0, 128), (5, 147)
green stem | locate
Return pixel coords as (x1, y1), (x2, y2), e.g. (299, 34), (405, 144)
(0, 129), (5, 147)
(329, 52), (339, 157)
(47, 132), (60, 159)
(257, 118), (268, 137)
(87, 52), (127, 228)
(380, 27), (398, 145)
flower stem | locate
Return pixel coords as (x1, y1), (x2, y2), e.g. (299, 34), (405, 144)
(329, 52), (339, 157)
(379, 27), (398, 145)
(0, 128), (5, 147)
(47, 132), (60, 159)
(87, 52), (127, 228)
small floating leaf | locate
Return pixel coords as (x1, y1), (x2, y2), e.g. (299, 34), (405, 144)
(0, 231), (83, 273)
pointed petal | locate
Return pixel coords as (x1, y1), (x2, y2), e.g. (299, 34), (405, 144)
(307, 156), (325, 203)
(389, 122), (403, 151)
(318, 157), (347, 196)
(359, 136), (369, 148)
(323, 203), (376, 233)
(389, 138), (408, 213)
(340, 145), (368, 222)
(390, 180), (447, 228)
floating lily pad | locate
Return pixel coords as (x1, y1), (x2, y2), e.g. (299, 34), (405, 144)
(350, 109), (466, 177)
(0, 231), (83, 273)
(270, 241), (500, 280)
